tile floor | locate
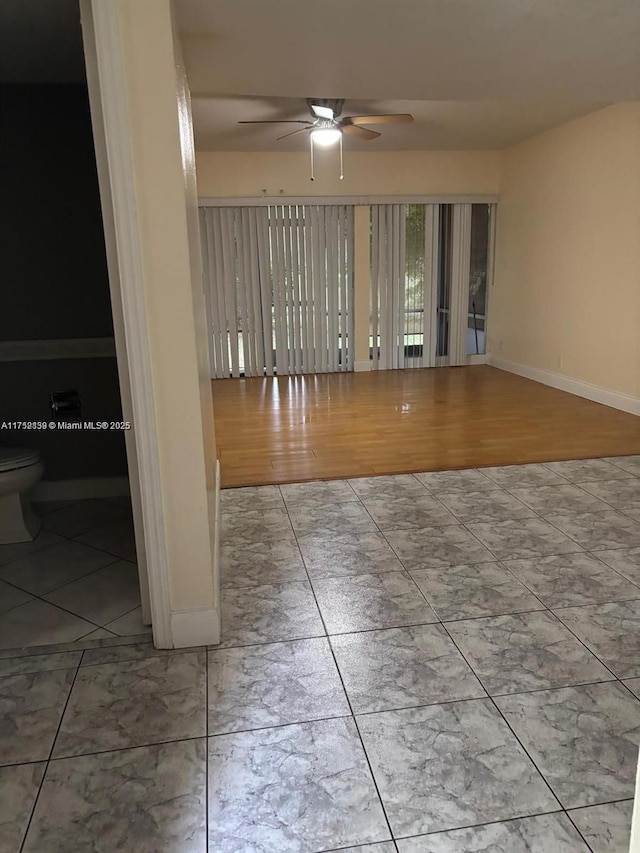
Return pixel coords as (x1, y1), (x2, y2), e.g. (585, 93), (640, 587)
(3, 457), (640, 850)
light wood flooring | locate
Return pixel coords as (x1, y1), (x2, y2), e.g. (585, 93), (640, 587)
(211, 366), (640, 488)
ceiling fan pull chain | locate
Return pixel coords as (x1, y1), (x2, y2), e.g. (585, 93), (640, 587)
(339, 134), (344, 181)
(310, 135), (315, 181)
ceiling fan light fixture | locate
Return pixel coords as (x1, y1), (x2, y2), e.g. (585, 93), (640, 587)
(310, 127), (342, 147)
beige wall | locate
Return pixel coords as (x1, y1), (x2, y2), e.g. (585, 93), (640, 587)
(491, 103), (640, 398)
(116, 0), (219, 635)
(195, 150), (500, 197)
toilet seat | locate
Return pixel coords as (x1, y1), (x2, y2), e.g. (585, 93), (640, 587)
(0, 448), (41, 473)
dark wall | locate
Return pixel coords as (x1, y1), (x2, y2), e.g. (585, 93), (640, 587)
(0, 83), (127, 480)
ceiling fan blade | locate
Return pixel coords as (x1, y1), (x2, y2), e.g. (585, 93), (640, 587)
(238, 120), (312, 125)
(344, 114), (414, 125)
(276, 127), (311, 141)
(342, 124), (381, 140)
(311, 104), (334, 120)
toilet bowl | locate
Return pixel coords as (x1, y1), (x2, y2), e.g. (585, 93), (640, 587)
(0, 448), (44, 544)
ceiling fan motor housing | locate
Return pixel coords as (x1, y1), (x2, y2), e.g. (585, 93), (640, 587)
(307, 98), (344, 119)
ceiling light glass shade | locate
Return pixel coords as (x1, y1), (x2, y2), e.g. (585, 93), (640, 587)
(310, 127), (342, 147)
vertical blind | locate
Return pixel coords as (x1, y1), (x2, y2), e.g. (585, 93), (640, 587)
(200, 205), (354, 378)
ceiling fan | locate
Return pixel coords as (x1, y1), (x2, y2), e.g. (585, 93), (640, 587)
(238, 98), (414, 146)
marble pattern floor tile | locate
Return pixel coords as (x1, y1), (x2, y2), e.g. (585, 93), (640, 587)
(546, 510), (640, 551)
(288, 501), (378, 535)
(0, 651), (81, 678)
(624, 678), (640, 700)
(207, 638), (349, 734)
(0, 529), (64, 568)
(298, 530), (404, 579)
(74, 517), (137, 561)
(357, 698), (558, 837)
(220, 485), (284, 513)
(0, 762), (46, 852)
(208, 717), (390, 852)
(220, 507), (294, 545)
(495, 681), (640, 808)
(410, 561), (543, 620)
(221, 537), (306, 588)
(437, 489), (535, 524)
(396, 813), (588, 852)
(0, 668), (76, 765)
(579, 477), (640, 517)
(414, 469), (496, 493)
(0, 599), (96, 650)
(23, 739), (206, 853)
(384, 525), (494, 570)
(43, 560), (141, 625)
(0, 579), (33, 614)
(466, 517), (584, 561)
(543, 459), (634, 482)
(337, 844), (396, 853)
(508, 483), (612, 515)
(481, 463), (568, 488)
(553, 601), (640, 678)
(348, 474), (429, 499)
(0, 540), (117, 596)
(568, 799), (633, 853)
(280, 479), (359, 506)
(53, 651), (206, 757)
(103, 606), (152, 636)
(80, 628), (117, 641)
(503, 552), (640, 607)
(80, 642), (185, 667)
(43, 498), (125, 538)
(605, 455), (640, 476)
(360, 494), (456, 531)
(312, 571), (438, 634)
(445, 611), (613, 695)
(220, 581), (325, 647)
(597, 546), (640, 585)
(330, 624), (485, 714)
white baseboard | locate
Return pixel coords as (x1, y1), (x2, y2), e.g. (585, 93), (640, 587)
(170, 607), (220, 648)
(32, 477), (130, 501)
(354, 360), (372, 372)
(488, 355), (640, 416)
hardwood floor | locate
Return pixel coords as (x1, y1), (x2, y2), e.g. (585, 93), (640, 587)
(211, 366), (640, 488)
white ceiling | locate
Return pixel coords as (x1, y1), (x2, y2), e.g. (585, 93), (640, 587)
(176, 0), (640, 150)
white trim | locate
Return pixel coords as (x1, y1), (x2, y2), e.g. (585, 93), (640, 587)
(170, 608), (220, 648)
(467, 354), (488, 365)
(488, 356), (640, 416)
(33, 477), (130, 502)
(199, 194), (499, 207)
(81, 0), (172, 647)
(0, 338), (116, 362)
(354, 359), (372, 372)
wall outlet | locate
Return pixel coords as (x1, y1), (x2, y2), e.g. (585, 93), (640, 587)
(557, 354), (563, 369)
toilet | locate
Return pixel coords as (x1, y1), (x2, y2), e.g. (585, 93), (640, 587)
(0, 448), (44, 544)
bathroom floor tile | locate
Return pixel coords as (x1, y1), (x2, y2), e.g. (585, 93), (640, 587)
(579, 478), (640, 517)
(43, 499), (125, 539)
(445, 611), (613, 695)
(23, 739), (206, 853)
(0, 579), (33, 614)
(208, 717), (390, 852)
(348, 474), (428, 500)
(280, 479), (358, 506)
(103, 606), (151, 636)
(384, 525), (494, 570)
(396, 813), (588, 852)
(568, 800), (633, 853)
(360, 494), (456, 531)
(208, 638), (349, 734)
(0, 651), (81, 678)
(495, 682), (640, 808)
(596, 546), (640, 585)
(0, 540), (117, 596)
(220, 507), (293, 545)
(543, 459), (633, 482)
(0, 762), (46, 852)
(437, 489), (535, 524)
(414, 469), (496, 493)
(53, 651), (206, 757)
(298, 530), (404, 579)
(331, 624), (485, 714)
(220, 581), (325, 647)
(312, 571), (438, 634)
(553, 600), (640, 678)
(0, 599), (96, 650)
(503, 552), (640, 607)
(43, 560), (141, 625)
(466, 517), (584, 560)
(410, 561), (542, 620)
(545, 511), (640, 551)
(0, 668), (76, 765)
(481, 463), (568, 488)
(0, 530), (64, 568)
(220, 485), (284, 513)
(604, 455), (640, 477)
(288, 502), (377, 535)
(74, 517), (137, 561)
(508, 484), (612, 515)
(357, 699), (558, 837)
(221, 537), (306, 588)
